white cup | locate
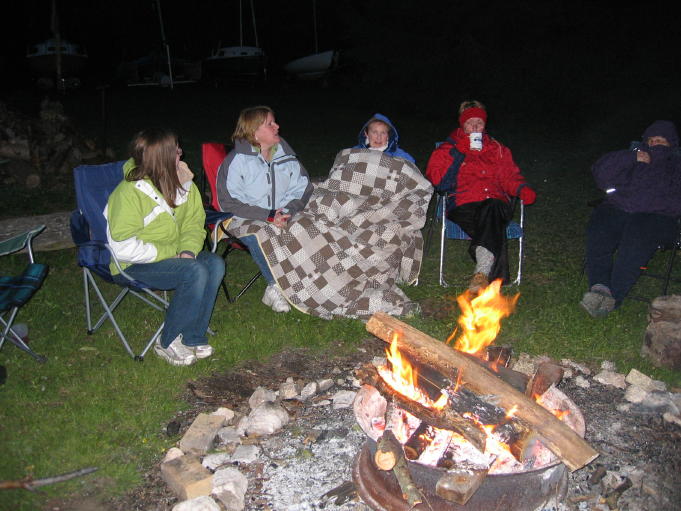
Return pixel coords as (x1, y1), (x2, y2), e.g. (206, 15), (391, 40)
(469, 132), (483, 150)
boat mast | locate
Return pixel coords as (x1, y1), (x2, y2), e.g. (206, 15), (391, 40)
(250, 0), (259, 48)
(50, 0), (63, 88)
(312, 0), (318, 54)
(155, 0), (174, 88)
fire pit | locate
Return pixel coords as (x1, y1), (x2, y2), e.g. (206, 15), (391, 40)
(353, 385), (582, 510)
(351, 284), (598, 510)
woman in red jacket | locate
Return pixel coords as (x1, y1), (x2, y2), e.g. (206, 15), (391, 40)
(425, 100), (536, 292)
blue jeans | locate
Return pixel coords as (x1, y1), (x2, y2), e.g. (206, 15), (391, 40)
(238, 234), (275, 284)
(586, 204), (677, 304)
(114, 251), (225, 347)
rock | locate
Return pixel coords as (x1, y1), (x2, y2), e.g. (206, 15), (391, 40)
(180, 414), (227, 455)
(164, 447), (185, 463)
(300, 382), (318, 401)
(202, 452), (232, 471)
(312, 399), (331, 407)
(279, 379), (299, 400)
(662, 412), (681, 426)
(217, 426), (242, 446)
(317, 378), (334, 392)
(593, 370), (626, 389)
(231, 444), (260, 464)
(574, 375), (591, 388)
(642, 318), (681, 370)
(616, 403), (632, 413)
(246, 402), (289, 436)
(371, 356), (387, 367)
(172, 495), (221, 511)
(248, 386), (277, 409)
(560, 359), (592, 375)
(212, 407), (236, 423)
(235, 416), (249, 436)
(624, 385), (648, 404)
(641, 391), (674, 412)
(212, 467), (248, 511)
(332, 390), (357, 409)
(161, 455), (213, 500)
(512, 353), (537, 376)
(600, 360), (617, 371)
(624, 368), (667, 392)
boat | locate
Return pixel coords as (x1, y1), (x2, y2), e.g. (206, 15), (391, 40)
(203, 45), (266, 81)
(203, 0), (266, 83)
(26, 38), (88, 78)
(284, 50), (337, 80)
(282, 0), (338, 81)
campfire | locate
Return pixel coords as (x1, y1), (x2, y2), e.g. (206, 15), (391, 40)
(353, 282), (598, 509)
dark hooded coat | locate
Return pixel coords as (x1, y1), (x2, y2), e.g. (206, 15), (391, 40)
(593, 120), (681, 218)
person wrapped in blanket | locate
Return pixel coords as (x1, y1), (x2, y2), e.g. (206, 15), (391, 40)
(425, 100), (536, 292)
(216, 106), (314, 313)
(580, 120), (681, 318)
(353, 113), (415, 163)
(105, 128), (225, 366)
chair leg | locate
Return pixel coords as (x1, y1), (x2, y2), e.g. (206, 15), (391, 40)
(439, 199), (449, 287)
(0, 310), (47, 363)
(229, 271), (262, 303)
(661, 247), (678, 295)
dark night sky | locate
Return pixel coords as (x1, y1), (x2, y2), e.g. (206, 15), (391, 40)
(2, 0), (680, 99)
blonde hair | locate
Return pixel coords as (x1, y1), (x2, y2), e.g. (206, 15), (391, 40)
(231, 106), (274, 147)
(127, 128), (183, 208)
(458, 100), (486, 115)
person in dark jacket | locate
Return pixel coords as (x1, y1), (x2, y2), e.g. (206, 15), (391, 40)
(425, 100), (536, 292)
(580, 120), (681, 317)
(353, 113), (415, 163)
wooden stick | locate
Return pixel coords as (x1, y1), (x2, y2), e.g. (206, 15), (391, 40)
(0, 467), (98, 491)
(366, 312), (599, 471)
(357, 364), (487, 453)
(376, 430), (424, 507)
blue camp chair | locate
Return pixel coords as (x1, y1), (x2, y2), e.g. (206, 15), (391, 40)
(70, 161), (169, 361)
(0, 225), (48, 363)
(424, 189), (525, 287)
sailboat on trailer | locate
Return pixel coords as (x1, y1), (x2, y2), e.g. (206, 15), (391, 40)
(203, 0), (267, 81)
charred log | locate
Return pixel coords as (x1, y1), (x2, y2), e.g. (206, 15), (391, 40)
(357, 363), (487, 453)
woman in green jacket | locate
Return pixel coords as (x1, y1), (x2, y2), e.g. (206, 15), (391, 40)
(105, 128), (224, 366)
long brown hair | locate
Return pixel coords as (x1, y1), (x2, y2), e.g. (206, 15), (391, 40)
(127, 128), (183, 208)
(231, 106), (274, 147)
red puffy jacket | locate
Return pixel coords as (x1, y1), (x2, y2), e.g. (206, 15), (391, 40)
(425, 128), (529, 208)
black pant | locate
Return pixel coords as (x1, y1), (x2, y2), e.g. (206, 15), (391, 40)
(447, 198), (512, 283)
(586, 204), (678, 304)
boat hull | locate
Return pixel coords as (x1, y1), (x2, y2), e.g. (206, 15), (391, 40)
(284, 50), (336, 79)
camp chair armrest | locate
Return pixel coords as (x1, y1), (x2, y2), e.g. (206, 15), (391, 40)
(0, 225), (46, 262)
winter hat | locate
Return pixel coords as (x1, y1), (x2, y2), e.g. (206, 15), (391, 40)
(459, 107), (487, 127)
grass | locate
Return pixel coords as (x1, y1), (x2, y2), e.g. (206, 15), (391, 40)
(1, 81), (680, 510)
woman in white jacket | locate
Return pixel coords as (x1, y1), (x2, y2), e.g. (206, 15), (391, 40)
(106, 128), (225, 366)
(216, 106), (313, 313)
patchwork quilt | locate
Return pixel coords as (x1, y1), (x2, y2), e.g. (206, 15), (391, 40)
(221, 148), (433, 319)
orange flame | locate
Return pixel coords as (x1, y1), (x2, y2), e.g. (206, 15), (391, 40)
(448, 279), (519, 355)
(381, 333), (449, 410)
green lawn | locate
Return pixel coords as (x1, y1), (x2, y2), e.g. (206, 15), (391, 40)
(1, 82), (680, 510)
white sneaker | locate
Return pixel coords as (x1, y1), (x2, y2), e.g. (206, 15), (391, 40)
(262, 284), (290, 313)
(154, 334), (197, 366)
(193, 344), (213, 359)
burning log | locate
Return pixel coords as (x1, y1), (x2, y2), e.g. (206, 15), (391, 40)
(375, 430), (424, 507)
(356, 363), (487, 452)
(402, 422), (432, 460)
(366, 312), (599, 471)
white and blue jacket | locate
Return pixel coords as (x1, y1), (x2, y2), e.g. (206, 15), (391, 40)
(216, 138), (313, 221)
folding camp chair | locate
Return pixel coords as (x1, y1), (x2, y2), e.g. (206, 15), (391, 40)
(426, 191), (525, 287)
(0, 225), (48, 363)
(627, 218), (681, 303)
(201, 142), (261, 302)
(70, 160), (169, 361)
